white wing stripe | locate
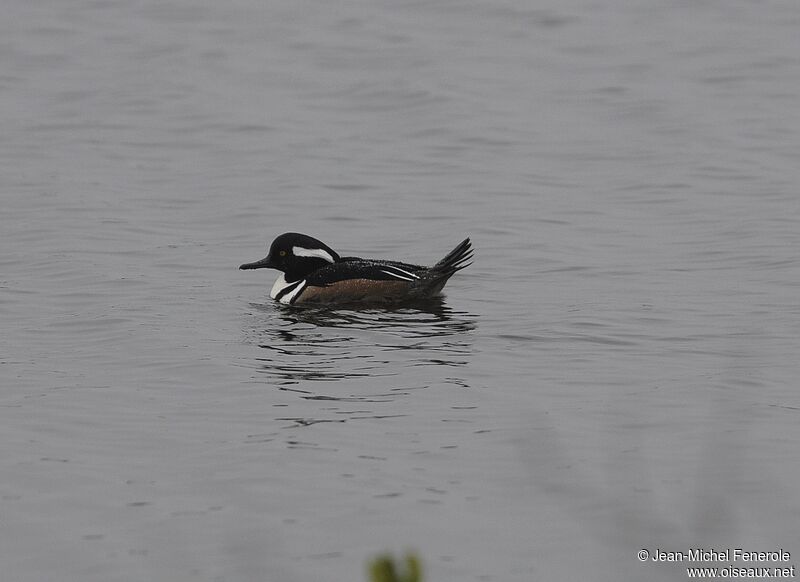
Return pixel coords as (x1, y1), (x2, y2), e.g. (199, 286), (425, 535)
(384, 265), (419, 279)
(380, 269), (414, 282)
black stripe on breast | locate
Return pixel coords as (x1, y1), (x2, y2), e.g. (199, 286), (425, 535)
(288, 282), (307, 305)
(275, 279), (304, 302)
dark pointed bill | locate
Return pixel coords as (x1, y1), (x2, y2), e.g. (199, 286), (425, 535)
(239, 256), (273, 270)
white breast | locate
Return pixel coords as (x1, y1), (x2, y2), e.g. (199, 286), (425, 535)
(270, 274), (288, 299)
(270, 274), (306, 304)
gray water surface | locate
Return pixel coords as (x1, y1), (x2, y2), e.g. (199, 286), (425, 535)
(2, 1), (799, 581)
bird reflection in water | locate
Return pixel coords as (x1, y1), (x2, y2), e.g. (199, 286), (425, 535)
(243, 297), (477, 391)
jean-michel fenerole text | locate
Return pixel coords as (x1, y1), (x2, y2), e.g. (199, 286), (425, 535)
(651, 549), (791, 563)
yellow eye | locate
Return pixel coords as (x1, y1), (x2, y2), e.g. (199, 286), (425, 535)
(279, 250), (287, 257)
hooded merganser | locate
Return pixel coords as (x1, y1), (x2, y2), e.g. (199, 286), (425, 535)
(240, 233), (472, 305)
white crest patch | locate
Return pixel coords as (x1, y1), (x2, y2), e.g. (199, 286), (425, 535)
(293, 246), (335, 263)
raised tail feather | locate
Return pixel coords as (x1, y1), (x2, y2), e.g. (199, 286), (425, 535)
(417, 238), (473, 296)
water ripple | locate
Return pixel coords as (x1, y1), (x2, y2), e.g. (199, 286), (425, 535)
(242, 298), (477, 386)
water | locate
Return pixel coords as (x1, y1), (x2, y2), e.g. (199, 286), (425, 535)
(2, 1), (799, 580)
